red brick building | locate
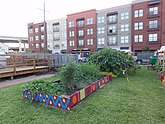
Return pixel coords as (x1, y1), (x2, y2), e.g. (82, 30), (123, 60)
(132, 0), (165, 52)
(67, 9), (97, 55)
(28, 22), (47, 53)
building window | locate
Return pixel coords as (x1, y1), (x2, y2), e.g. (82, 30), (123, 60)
(48, 25), (52, 31)
(121, 12), (129, 20)
(134, 35), (143, 42)
(41, 26), (44, 32)
(69, 31), (74, 37)
(69, 21), (74, 27)
(149, 20), (158, 28)
(47, 34), (52, 40)
(98, 38), (105, 45)
(108, 15), (117, 23)
(87, 28), (93, 35)
(36, 43), (39, 48)
(98, 27), (105, 34)
(30, 44), (34, 48)
(61, 33), (66, 38)
(134, 22), (143, 30)
(78, 40), (84, 46)
(108, 37), (116, 45)
(121, 36), (129, 43)
(35, 28), (38, 33)
(53, 24), (60, 32)
(47, 43), (51, 48)
(29, 37), (33, 41)
(87, 18), (93, 25)
(134, 9), (143, 18)
(41, 43), (44, 48)
(87, 39), (93, 46)
(78, 30), (84, 36)
(149, 7), (158, 15)
(149, 34), (158, 41)
(41, 35), (44, 40)
(109, 26), (116, 34)
(121, 24), (129, 32)
(53, 33), (60, 40)
(29, 28), (33, 34)
(61, 23), (66, 29)
(54, 44), (60, 49)
(69, 40), (74, 46)
(97, 16), (104, 23)
(77, 20), (84, 27)
(61, 41), (66, 47)
(35, 35), (39, 41)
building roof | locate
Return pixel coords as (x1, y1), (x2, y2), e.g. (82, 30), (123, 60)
(0, 36), (28, 43)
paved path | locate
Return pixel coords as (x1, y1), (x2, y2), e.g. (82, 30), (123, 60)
(0, 74), (55, 88)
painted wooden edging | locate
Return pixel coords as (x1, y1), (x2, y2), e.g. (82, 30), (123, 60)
(22, 74), (112, 110)
(161, 75), (165, 87)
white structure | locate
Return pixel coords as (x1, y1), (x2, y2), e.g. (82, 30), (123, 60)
(0, 42), (9, 52)
(46, 17), (67, 53)
(0, 36), (28, 52)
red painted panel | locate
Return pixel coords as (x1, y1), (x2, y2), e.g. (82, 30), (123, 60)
(70, 92), (80, 107)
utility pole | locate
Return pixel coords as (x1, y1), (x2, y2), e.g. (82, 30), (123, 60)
(38, 1), (47, 53)
(43, 1), (47, 53)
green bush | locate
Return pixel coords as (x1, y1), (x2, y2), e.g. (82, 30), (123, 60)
(58, 61), (78, 94)
(89, 48), (134, 75)
(58, 61), (101, 95)
(75, 63), (101, 86)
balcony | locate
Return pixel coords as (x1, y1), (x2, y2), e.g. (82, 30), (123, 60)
(108, 30), (117, 35)
(77, 34), (85, 38)
(53, 28), (60, 32)
(53, 37), (60, 41)
(146, 39), (159, 44)
(147, 12), (160, 18)
(107, 42), (117, 46)
(148, 0), (160, 5)
(77, 45), (85, 48)
(77, 24), (85, 28)
(147, 26), (160, 32)
(107, 20), (117, 25)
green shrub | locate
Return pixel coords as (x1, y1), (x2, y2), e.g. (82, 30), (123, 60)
(75, 63), (101, 86)
(89, 48), (134, 75)
(58, 61), (101, 95)
(58, 61), (78, 94)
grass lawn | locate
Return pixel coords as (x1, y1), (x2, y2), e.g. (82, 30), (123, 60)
(0, 67), (165, 124)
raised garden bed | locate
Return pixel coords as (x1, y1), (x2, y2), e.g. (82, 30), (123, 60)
(22, 74), (112, 110)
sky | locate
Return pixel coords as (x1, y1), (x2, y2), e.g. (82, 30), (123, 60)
(0, 0), (132, 38)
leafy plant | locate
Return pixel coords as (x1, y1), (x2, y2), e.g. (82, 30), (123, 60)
(22, 79), (65, 96)
(58, 61), (101, 95)
(89, 48), (135, 75)
(75, 63), (101, 86)
(58, 61), (78, 94)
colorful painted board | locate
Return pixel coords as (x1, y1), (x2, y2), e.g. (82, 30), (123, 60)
(22, 74), (112, 110)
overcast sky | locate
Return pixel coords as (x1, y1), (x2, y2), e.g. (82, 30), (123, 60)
(0, 0), (132, 37)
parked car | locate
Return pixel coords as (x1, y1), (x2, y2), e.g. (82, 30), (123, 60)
(132, 52), (155, 65)
(77, 52), (89, 62)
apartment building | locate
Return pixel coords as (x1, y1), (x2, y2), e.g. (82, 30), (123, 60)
(96, 4), (132, 52)
(46, 17), (67, 53)
(132, 0), (165, 52)
(28, 22), (47, 53)
(67, 9), (97, 55)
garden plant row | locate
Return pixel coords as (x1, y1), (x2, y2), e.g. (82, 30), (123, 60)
(23, 74), (112, 110)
